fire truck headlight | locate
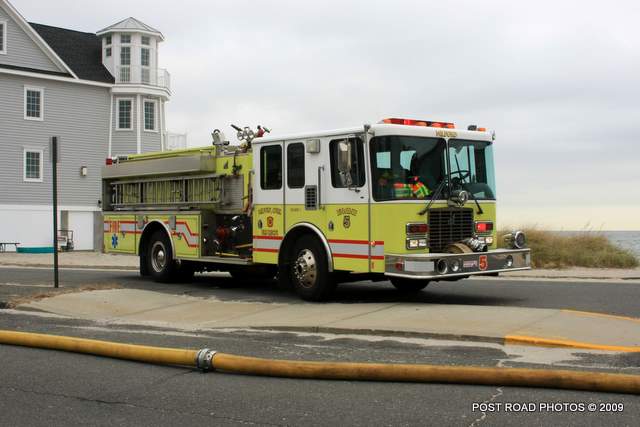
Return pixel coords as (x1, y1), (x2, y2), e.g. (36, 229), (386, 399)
(503, 231), (527, 249)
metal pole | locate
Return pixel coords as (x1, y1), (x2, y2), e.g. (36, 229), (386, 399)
(51, 136), (59, 289)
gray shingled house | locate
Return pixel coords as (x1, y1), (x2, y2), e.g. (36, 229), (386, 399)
(0, 0), (174, 250)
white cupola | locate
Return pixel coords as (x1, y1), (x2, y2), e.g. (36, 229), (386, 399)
(96, 18), (169, 92)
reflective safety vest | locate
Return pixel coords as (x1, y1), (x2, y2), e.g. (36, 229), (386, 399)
(393, 178), (429, 199)
(409, 177), (429, 198)
(393, 183), (412, 198)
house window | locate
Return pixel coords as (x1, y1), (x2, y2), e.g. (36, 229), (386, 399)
(141, 48), (150, 66)
(0, 21), (6, 55)
(105, 47), (112, 57)
(141, 36), (150, 45)
(23, 149), (43, 182)
(144, 100), (157, 131)
(120, 34), (131, 44)
(120, 46), (131, 65)
(117, 99), (132, 130)
(24, 86), (43, 121)
(105, 35), (112, 45)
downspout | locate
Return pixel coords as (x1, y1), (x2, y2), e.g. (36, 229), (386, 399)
(107, 92), (113, 157)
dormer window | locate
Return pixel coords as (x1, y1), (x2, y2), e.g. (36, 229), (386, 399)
(121, 34), (131, 44)
(105, 35), (112, 45)
(141, 36), (150, 45)
(0, 20), (7, 55)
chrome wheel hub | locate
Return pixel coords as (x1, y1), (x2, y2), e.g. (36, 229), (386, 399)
(294, 249), (317, 288)
(151, 241), (167, 272)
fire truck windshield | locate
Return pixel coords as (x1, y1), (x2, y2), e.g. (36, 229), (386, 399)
(370, 136), (496, 201)
(448, 139), (496, 200)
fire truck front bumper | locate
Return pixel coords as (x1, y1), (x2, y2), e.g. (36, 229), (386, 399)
(384, 248), (531, 280)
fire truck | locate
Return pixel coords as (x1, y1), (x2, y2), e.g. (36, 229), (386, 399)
(102, 118), (530, 300)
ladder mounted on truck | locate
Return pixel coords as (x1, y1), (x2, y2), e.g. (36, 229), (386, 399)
(102, 148), (246, 212)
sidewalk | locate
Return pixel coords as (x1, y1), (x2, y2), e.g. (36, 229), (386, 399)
(16, 288), (640, 352)
(2, 251), (639, 280)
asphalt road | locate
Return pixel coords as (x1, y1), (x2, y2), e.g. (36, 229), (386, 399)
(1, 267), (639, 426)
(1, 266), (640, 317)
(1, 311), (639, 427)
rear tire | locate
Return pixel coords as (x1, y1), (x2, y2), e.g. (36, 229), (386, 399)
(289, 235), (335, 301)
(390, 277), (429, 293)
(146, 231), (178, 283)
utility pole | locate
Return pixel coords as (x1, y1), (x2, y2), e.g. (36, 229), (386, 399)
(51, 136), (59, 288)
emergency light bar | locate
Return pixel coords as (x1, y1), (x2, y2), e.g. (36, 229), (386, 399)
(380, 118), (455, 129)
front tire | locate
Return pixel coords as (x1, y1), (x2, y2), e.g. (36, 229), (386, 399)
(146, 231), (178, 282)
(289, 235), (335, 301)
(390, 277), (429, 293)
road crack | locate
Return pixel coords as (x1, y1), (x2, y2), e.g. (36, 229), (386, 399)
(468, 387), (503, 427)
(0, 384), (285, 426)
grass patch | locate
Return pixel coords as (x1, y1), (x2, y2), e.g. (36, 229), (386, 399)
(498, 228), (639, 269)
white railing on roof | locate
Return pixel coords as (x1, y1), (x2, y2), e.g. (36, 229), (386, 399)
(164, 132), (187, 151)
(115, 66), (171, 91)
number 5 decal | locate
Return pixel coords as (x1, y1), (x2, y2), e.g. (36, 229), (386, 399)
(479, 255), (488, 271)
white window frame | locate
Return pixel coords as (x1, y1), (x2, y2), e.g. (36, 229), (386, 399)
(141, 35), (150, 46)
(23, 148), (44, 183)
(0, 20), (7, 55)
(143, 99), (158, 132)
(120, 33), (131, 44)
(116, 97), (134, 131)
(24, 86), (44, 121)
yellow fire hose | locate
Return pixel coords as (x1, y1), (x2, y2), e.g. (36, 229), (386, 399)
(1, 330), (639, 395)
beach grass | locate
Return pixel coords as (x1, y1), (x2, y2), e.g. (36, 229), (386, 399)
(497, 228), (639, 269)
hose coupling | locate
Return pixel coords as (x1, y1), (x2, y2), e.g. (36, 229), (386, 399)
(195, 348), (217, 372)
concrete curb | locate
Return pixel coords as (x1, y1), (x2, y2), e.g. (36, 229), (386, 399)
(0, 263), (138, 271)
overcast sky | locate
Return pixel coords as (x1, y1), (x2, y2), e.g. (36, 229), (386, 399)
(14, 0), (640, 230)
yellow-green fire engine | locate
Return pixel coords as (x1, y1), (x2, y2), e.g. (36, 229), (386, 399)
(102, 118), (530, 300)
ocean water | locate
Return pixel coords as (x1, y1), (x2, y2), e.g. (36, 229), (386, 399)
(554, 231), (640, 258)
(602, 231), (640, 258)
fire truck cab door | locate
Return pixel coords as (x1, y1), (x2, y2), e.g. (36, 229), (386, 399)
(322, 135), (372, 273)
(253, 142), (285, 264)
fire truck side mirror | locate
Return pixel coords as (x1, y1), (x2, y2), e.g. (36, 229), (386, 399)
(337, 140), (352, 174)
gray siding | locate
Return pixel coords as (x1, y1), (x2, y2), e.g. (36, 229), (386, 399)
(0, 7), (62, 73)
(111, 95), (138, 156)
(0, 73), (110, 206)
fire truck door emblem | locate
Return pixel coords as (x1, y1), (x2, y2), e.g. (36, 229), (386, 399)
(343, 215), (351, 229)
(267, 216), (274, 228)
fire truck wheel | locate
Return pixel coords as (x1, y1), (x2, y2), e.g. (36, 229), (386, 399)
(290, 235), (336, 301)
(147, 231), (178, 282)
(390, 277), (429, 293)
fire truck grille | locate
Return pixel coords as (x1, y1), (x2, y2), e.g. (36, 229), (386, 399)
(427, 208), (474, 253)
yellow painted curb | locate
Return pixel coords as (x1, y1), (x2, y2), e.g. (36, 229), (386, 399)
(505, 335), (640, 353)
(561, 309), (640, 324)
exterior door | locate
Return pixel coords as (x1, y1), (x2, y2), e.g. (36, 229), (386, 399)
(323, 135), (375, 273)
(253, 142), (284, 264)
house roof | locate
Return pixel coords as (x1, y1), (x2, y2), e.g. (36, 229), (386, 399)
(96, 17), (164, 41)
(29, 23), (114, 83)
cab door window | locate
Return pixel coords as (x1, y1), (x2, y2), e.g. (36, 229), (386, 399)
(329, 137), (365, 188)
(287, 143), (305, 189)
(260, 145), (282, 190)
